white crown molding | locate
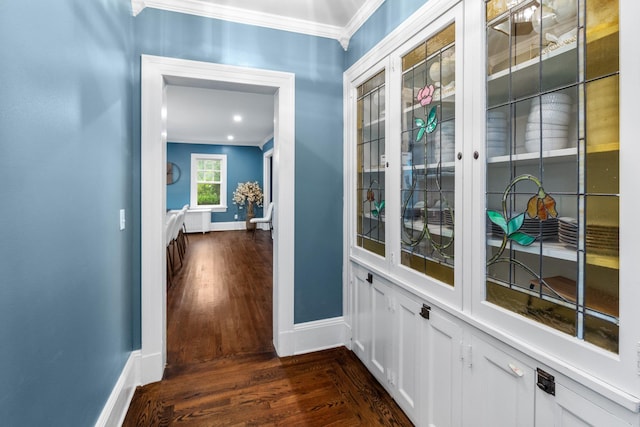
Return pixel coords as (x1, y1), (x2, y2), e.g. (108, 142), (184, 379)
(131, 0), (385, 50)
(132, 0), (342, 40)
(131, 0), (146, 16)
(259, 133), (274, 149)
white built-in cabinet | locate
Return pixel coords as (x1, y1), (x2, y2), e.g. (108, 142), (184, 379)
(351, 265), (462, 425)
(345, 0), (640, 425)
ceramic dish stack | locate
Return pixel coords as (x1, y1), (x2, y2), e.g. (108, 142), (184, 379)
(525, 93), (572, 153)
(491, 217), (558, 240)
(487, 110), (508, 157)
(586, 224), (619, 254)
(434, 121), (455, 162)
(558, 217), (578, 248)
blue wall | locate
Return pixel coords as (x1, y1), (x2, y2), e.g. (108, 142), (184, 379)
(0, 0), (135, 425)
(345, 0), (428, 69)
(262, 138), (274, 153)
(167, 143), (265, 221)
(134, 9), (345, 324)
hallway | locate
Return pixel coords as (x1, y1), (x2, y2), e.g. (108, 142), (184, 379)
(123, 230), (412, 426)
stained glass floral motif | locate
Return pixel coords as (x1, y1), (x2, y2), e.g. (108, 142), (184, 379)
(414, 84), (438, 142)
(487, 174), (556, 254)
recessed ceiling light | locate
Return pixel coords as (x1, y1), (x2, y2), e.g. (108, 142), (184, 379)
(233, 115), (242, 122)
(227, 135), (234, 141)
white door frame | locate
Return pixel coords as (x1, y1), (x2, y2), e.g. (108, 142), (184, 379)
(262, 147), (274, 229)
(140, 55), (296, 384)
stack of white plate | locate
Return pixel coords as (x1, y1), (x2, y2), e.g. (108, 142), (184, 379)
(525, 93), (572, 153)
(491, 217), (558, 241)
(487, 111), (508, 157)
(434, 121), (455, 162)
(558, 217), (578, 248)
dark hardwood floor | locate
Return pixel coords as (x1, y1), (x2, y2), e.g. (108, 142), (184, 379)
(123, 230), (412, 426)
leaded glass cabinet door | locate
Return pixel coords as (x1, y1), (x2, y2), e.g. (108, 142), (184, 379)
(357, 71), (386, 257)
(485, 0), (619, 352)
(401, 23), (457, 286)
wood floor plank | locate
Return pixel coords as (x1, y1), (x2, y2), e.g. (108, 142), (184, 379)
(124, 230), (412, 426)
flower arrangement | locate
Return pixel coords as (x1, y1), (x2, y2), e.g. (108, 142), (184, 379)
(232, 181), (264, 207)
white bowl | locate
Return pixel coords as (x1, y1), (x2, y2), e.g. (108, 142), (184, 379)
(525, 136), (569, 152)
(536, 92), (572, 105)
(526, 122), (568, 131)
(525, 128), (569, 139)
(540, 103), (573, 114)
(530, 104), (573, 116)
(527, 109), (571, 126)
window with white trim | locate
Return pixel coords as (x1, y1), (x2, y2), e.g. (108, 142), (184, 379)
(190, 153), (227, 211)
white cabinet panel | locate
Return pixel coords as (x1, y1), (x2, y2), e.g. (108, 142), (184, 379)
(420, 307), (463, 427)
(392, 291), (422, 421)
(351, 272), (372, 363)
(468, 335), (535, 427)
(536, 383), (632, 427)
(371, 279), (392, 385)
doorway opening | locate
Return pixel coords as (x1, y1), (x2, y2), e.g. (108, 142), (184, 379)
(140, 55), (296, 384)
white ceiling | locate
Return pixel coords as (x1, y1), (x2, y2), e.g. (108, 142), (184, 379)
(166, 80), (275, 147)
(197, 0), (368, 27)
(152, 0), (385, 147)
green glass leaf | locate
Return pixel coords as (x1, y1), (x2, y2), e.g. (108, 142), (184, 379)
(509, 231), (536, 246)
(507, 212), (525, 235)
(426, 106), (438, 133)
(372, 209), (379, 217)
(415, 118), (425, 127)
(416, 127), (426, 142)
(487, 210), (508, 233)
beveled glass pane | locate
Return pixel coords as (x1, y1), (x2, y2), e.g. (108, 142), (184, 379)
(485, 0), (618, 353)
(586, 0), (619, 80)
(585, 195), (618, 246)
(487, 18), (510, 78)
(487, 281), (577, 336)
(428, 23), (455, 56)
(204, 160), (213, 170)
(213, 171), (221, 182)
(356, 71), (385, 255)
(197, 171), (204, 181)
(584, 314), (618, 353)
(586, 151), (619, 195)
(203, 171), (213, 181)
(585, 264), (618, 317)
(486, 0), (529, 22)
(541, 14), (579, 93)
(511, 7), (538, 69)
(586, 75), (619, 153)
(400, 21), (456, 286)
(487, 106), (510, 157)
(361, 70), (385, 95)
(403, 43), (426, 72)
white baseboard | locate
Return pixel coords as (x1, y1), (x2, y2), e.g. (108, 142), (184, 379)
(95, 350), (141, 427)
(209, 221), (270, 232)
(292, 317), (348, 355)
(140, 351), (164, 385)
